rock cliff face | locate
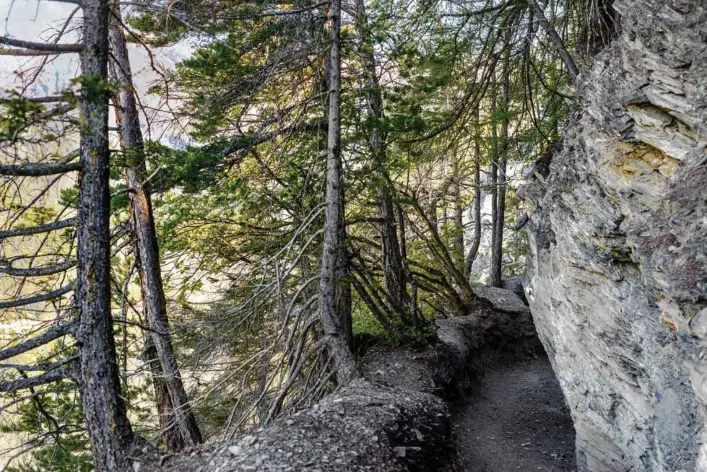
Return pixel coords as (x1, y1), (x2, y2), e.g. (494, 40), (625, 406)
(520, 1), (706, 470)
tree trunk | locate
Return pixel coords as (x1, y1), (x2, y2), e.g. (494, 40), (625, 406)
(452, 155), (464, 263)
(108, 4), (202, 450)
(529, 0), (579, 82)
(489, 90), (500, 286)
(319, 0), (358, 385)
(464, 114), (482, 279)
(396, 203), (419, 327)
(75, 0), (133, 469)
(427, 190), (439, 232)
(352, 0), (409, 317)
(491, 56), (510, 288)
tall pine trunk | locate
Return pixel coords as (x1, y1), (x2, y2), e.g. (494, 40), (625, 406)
(490, 89), (500, 286)
(76, 0), (133, 469)
(108, 5), (202, 450)
(490, 54), (510, 288)
(464, 110), (482, 279)
(452, 155), (464, 263)
(352, 0), (409, 317)
(319, 0), (358, 385)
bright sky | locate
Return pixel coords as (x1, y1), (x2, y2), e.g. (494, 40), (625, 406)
(0, 0), (192, 143)
(0, 0), (82, 94)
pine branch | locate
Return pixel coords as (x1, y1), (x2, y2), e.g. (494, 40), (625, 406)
(0, 95), (70, 104)
(0, 218), (76, 239)
(0, 259), (77, 277)
(0, 369), (71, 393)
(0, 162), (82, 176)
(0, 36), (82, 54)
(0, 283), (75, 309)
(0, 322), (77, 362)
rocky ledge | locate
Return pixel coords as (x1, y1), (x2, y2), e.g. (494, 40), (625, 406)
(142, 290), (538, 471)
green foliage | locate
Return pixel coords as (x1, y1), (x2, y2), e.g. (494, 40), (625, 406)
(0, 97), (45, 141)
(70, 75), (115, 104)
(146, 140), (233, 193)
(98, 0), (579, 442)
(0, 381), (92, 472)
(127, 13), (188, 46)
(352, 307), (389, 339)
(58, 188), (79, 210)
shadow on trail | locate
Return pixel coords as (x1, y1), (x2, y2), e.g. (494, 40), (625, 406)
(453, 354), (576, 472)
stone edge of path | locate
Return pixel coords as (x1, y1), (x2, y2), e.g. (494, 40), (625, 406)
(144, 287), (541, 472)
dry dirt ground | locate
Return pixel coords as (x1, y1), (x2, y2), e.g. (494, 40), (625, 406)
(453, 355), (576, 471)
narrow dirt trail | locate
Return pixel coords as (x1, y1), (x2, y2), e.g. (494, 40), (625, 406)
(453, 355), (576, 471)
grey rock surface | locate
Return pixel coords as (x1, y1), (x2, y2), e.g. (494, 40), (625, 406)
(519, 1), (707, 470)
(472, 284), (530, 315)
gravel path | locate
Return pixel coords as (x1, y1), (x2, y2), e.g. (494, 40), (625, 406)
(453, 355), (576, 471)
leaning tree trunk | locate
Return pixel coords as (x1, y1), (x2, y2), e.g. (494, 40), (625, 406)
(108, 5), (202, 450)
(75, 0), (133, 469)
(318, 0), (358, 385)
(352, 0), (409, 319)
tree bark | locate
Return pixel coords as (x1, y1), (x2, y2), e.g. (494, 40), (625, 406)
(491, 55), (510, 288)
(108, 4), (202, 450)
(464, 114), (482, 279)
(318, 0), (358, 385)
(352, 0), (409, 318)
(75, 0), (133, 469)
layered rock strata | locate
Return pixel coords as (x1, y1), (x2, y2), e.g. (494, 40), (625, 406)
(520, 1), (706, 470)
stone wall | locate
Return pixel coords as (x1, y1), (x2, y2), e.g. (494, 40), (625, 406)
(520, 0), (706, 470)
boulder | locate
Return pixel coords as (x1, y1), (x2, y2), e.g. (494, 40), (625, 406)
(502, 277), (528, 305)
(472, 284), (530, 315)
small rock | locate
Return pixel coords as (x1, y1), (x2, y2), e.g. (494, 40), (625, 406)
(411, 428), (424, 441)
(228, 445), (242, 456)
